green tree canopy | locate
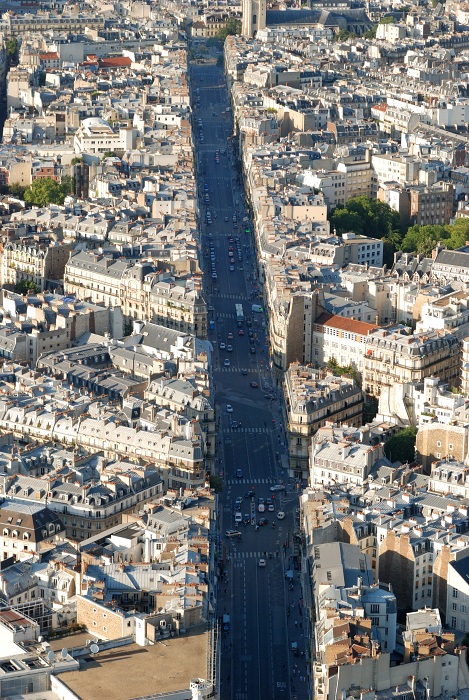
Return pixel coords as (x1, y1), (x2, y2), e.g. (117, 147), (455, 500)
(14, 280), (40, 295)
(6, 37), (18, 65)
(330, 196), (401, 240)
(217, 18), (241, 40)
(384, 427), (417, 464)
(8, 183), (27, 199)
(401, 224), (448, 256)
(23, 177), (72, 207)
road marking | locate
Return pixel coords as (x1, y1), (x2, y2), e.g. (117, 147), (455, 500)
(223, 427), (270, 434)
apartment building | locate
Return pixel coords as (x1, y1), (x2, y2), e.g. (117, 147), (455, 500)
(446, 557), (469, 632)
(1, 240), (73, 290)
(64, 252), (207, 338)
(336, 156), (374, 200)
(416, 422), (469, 469)
(312, 313), (378, 373)
(371, 152), (420, 187)
(73, 118), (136, 156)
(363, 326), (460, 398)
(409, 182), (455, 226)
(310, 436), (387, 489)
(0, 500), (65, 562)
(1, 466), (163, 542)
(462, 337), (469, 392)
(284, 364), (364, 483)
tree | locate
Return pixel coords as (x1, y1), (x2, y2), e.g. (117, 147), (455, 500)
(15, 280), (40, 295)
(384, 427), (417, 464)
(379, 14), (395, 23)
(401, 224), (449, 256)
(330, 208), (365, 235)
(24, 177), (69, 207)
(71, 157), (83, 166)
(8, 183), (27, 199)
(326, 357), (362, 386)
(6, 38), (18, 66)
(217, 18), (241, 41)
(60, 175), (74, 195)
(329, 196), (401, 242)
(209, 474), (223, 493)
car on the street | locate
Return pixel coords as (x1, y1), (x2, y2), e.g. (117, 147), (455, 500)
(224, 216), (229, 222)
(236, 469), (243, 478)
(268, 504), (275, 512)
(226, 404), (233, 413)
(258, 558), (266, 568)
(234, 512), (242, 524)
(227, 345), (233, 352)
(235, 496), (243, 507)
(227, 332), (233, 339)
(258, 503), (265, 513)
(270, 484), (285, 492)
(277, 511), (285, 520)
(230, 266), (235, 271)
(250, 381), (258, 388)
(258, 518), (269, 526)
(241, 369), (248, 375)
(245, 490), (255, 498)
(250, 346), (256, 354)
(238, 329), (244, 335)
(224, 358), (230, 367)
(225, 529), (242, 538)
(231, 421), (238, 429)
(244, 514), (250, 525)
(219, 342), (226, 349)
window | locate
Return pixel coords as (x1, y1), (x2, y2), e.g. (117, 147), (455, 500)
(327, 571), (332, 581)
(453, 588), (459, 598)
(452, 616), (457, 628)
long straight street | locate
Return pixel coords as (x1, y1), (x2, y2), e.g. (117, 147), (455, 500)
(189, 56), (310, 700)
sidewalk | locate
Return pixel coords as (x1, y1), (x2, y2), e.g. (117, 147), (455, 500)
(283, 550), (311, 700)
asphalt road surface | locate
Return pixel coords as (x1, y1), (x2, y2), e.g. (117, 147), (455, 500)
(190, 59), (307, 700)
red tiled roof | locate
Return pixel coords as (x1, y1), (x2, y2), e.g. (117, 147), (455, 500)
(39, 52), (59, 60)
(315, 312), (378, 336)
(99, 57), (132, 68)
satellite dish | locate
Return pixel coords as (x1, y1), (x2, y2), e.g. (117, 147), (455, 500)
(47, 651), (55, 662)
(90, 644), (99, 654)
(61, 648), (68, 659)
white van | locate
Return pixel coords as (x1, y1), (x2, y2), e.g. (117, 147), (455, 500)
(234, 512), (243, 524)
(252, 304), (263, 313)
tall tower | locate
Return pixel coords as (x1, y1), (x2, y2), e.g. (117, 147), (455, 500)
(242, 0), (266, 37)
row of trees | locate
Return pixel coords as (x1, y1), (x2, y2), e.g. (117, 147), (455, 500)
(329, 196), (469, 264)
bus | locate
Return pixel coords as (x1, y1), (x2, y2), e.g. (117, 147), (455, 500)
(235, 303), (244, 323)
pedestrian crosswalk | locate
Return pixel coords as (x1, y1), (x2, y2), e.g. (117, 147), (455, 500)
(223, 427), (270, 434)
(226, 477), (273, 485)
(213, 312), (234, 319)
(214, 367), (254, 373)
(230, 551), (282, 560)
(215, 294), (249, 301)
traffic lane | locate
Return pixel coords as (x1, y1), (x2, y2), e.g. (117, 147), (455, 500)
(218, 392), (274, 425)
(244, 556), (288, 700)
(223, 434), (276, 484)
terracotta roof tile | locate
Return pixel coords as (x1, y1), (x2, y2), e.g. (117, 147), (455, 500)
(315, 312), (378, 336)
